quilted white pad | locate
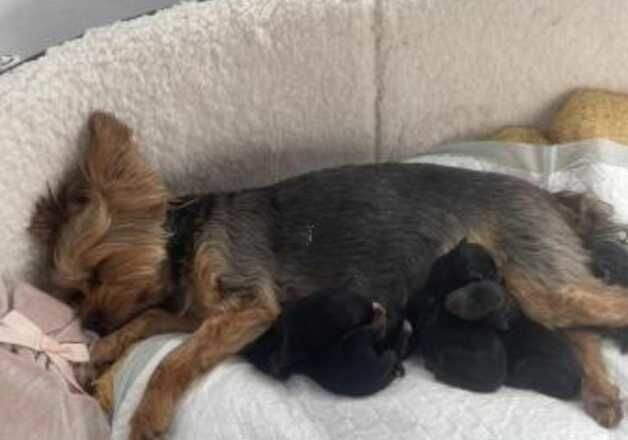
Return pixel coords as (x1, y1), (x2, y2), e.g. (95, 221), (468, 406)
(111, 140), (628, 440)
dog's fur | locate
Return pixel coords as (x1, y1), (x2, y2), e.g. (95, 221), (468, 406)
(29, 112), (628, 438)
(409, 239), (582, 400)
(244, 287), (405, 396)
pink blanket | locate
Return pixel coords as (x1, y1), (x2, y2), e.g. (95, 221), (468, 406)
(0, 280), (110, 440)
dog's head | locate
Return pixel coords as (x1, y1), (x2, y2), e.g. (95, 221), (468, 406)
(29, 111), (171, 335)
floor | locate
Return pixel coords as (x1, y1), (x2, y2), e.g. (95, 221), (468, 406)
(0, 0), (185, 73)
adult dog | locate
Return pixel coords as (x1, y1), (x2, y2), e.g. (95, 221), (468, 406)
(30, 112), (628, 439)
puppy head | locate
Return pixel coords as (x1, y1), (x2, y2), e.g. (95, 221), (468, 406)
(273, 289), (378, 370)
(445, 280), (506, 321)
(283, 288), (376, 335)
(448, 238), (499, 283)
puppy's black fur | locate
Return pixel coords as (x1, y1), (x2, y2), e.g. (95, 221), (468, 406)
(407, 240), (508, 392)
(501, 314), (582, 399)
(244, 287), (404, 396)
(408, 239), (582, 399)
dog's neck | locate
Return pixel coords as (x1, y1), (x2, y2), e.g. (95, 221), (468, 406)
(160, 193), (217, 312)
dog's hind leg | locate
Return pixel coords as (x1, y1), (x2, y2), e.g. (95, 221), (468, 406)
(504, 269), (628, 427)
(564, 329), (623, 428)
(504, 268), (628, 329)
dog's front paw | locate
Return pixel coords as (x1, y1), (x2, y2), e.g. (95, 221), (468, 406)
(129, 366), (177, 440)
(90, 335), (120, 366)
(129, 388), (175, 440)
(583, 385), (623, 428)
(72, 361), (99, 393)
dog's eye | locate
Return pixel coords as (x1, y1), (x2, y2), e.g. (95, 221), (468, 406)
(67, 290), (84, 307)
(87, 271), (102, 288)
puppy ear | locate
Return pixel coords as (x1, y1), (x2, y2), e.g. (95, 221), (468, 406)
(445, 281), (505, 320)
(486, 311), (510, 331)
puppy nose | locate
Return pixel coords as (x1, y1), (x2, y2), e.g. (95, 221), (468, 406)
(83, 312), (106, 335)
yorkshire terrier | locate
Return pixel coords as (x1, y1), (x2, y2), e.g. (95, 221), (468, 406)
(30, 112), (628, 437)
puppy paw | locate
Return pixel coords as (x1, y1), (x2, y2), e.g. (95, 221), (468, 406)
(395, 320), (413, 358)
(583, 387), (623, 428)
(393, 362), (405, 378)
(370, 302), (387, 338)
(372, 302), (386, 321)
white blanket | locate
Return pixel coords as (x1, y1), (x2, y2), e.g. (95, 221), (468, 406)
(111, 141), (628, 440)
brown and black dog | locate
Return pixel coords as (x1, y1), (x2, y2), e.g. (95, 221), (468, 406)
(30, 112), (628, 438)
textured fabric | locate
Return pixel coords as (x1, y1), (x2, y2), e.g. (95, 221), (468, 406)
(111, 140), (628, 440)
(0, 281), (109, 440)
(0, 310), (90, 392)
(377, 0), (628, 160)
(113, 335), (625, 440)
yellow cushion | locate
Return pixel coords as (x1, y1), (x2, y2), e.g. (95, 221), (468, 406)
(485, 126), (549, 144)
(550, 89), (628, 144)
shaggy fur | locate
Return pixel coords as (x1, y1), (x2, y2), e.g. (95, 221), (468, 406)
(29, 113), (172, 334)
(29, 112), (628, 438)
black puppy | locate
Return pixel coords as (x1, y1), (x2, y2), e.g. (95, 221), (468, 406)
(244, 286), (406, 396)
(408, 239), (582, 399)
(406, 240), (508, 392)
(448, 285), (583, 399)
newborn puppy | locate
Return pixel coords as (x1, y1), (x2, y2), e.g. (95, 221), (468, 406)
(244, 287), (404, 396)
(447, 284), (582, 399)
(409, 239), (582, 399)
(407, 239), (508, 392)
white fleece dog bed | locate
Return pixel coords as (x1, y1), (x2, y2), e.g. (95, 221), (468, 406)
(111, 140), (628, 440)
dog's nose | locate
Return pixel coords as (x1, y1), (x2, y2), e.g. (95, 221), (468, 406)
(83, 311), (106, 335)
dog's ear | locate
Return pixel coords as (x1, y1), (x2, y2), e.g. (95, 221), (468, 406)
(28, 167), (88, 249)
(29, 185), (65, 246)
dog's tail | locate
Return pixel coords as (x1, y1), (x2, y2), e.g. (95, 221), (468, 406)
(28, 112), (170, 295)
(552, 190), (627, 246)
